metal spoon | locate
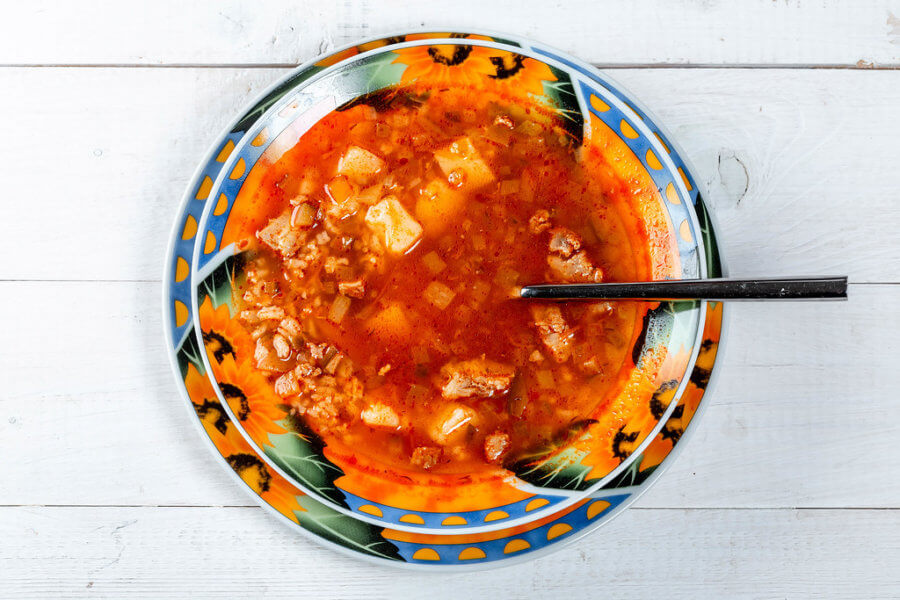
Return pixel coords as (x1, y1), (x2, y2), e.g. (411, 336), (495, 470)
(519, 276), (848, 301)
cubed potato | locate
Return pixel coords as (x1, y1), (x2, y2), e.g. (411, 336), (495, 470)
(366, 302), (412, 341)
(414, 178), (465, 235)
(365, 196), (423, 255)
(429, 404), (477, 445)
(337, 145), (384, 185)
(433, 137), (495, 190)
(360, 402), (400, 429)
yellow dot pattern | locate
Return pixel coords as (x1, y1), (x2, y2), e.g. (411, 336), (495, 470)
(679, 220), (693, 243)
(646, 149), (663, 170)
(678, 167), (693, 191)
(589, 94), (610, 112)
(412, 548), (440, 561)
(251, 129), (268, 147)
(399, 514), (425, 525)
(181, 215), (197, 240)
(525, 498), (550, 512)
(174, 257), (190, 283)
(619, 119), (639, 139)
(213, 193), (229, 216)
(441, 516), (467, 526)
(215, 139), (236, 163)
(195, 176), (213, 201)
(357, 504), (383, 517)
(458, 547), (486, 561)
(504, 539), (531, 554)
(547, 523), (573, 540)
(204, 231), (217, 254)
(174, 300), (189, 327)
(229, 158), (246, 180)
(484, 510), (510, 522)
(586, 500), (611, 520)
(665, 183), (680, 204)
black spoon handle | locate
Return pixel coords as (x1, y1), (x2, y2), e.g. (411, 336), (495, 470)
(519, 276), (848, 301)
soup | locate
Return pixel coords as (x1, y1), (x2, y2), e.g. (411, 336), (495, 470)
(230, 86), (653, 473)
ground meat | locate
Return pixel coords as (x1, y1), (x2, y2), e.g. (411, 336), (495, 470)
(528, 209), (551, 234)
(530, 305), (574, 363)
(546, 227), (603, 283)
(410, 446), (442, 470)
(440, 358), (515, 399)
(338, 279), (366, 298)
(484, 431), (510, 462)
(257, 211), (306, 258)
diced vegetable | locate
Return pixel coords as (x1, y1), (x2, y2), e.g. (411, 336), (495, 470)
(469, 280), (491, 305)
(433, 137), (495, 189)
(429, 404), (476, 445)
(424, 281), (456, 310)
(421, 251), (447, 274)
(337, 145), (385, 185)
(499, 179), (520, 195)
(290, 202), (317, 229)
(535, 369), (555, 389)
(328, 295), (352, 323)
(414, 178), (465, 235)
(494, 266), (519, 288)
(360, 402), (400, 429)
(365, 196), (423, 255)
(366, 302), (411, 341)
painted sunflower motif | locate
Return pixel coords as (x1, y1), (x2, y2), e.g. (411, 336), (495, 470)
(198, 295), (255, 365)
(485, 50), (558, 97)
(392, 44), (497, 87)
(213, 417), (306, 521)
(211, 355), (288, 444)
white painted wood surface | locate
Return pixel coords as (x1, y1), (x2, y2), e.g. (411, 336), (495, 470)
(2, 2), (899, 597)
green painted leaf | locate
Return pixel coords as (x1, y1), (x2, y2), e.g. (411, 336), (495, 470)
(294, 495), (403, 561)
(540, 67), (584, 146)
(505, 419), (596, 491)
(264, 414), (348, 507)
(336, 51), (407, 99)
(230, 68), (325, 135)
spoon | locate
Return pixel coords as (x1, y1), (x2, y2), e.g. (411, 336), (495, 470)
(519, 276), (848, 301)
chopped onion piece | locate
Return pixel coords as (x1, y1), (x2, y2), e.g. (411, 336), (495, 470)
(424, 281), (456, 310)
(328, 295), (352, 323)
(422, 251), (447, 274)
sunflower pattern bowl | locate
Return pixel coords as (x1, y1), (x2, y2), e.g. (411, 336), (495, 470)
(164, 31), (724, 568)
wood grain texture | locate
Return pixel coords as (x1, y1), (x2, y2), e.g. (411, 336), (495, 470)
(3, 2), (900, 592)
(3, 0), (900, 67)
(2, 506), (898, 598)
(3, 67), (900, 282)
(2, 282), (897, 508)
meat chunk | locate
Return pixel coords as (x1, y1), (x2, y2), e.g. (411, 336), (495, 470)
(484, 431), (510, 463)
(528, 209), (551, 234)
(364, 196), (423, 255)
(338, 279), (366, 298)
(411, 446), (442, 470)
(440, 358), (515, 399)
(530, 305), (574, 363)
(546, 227), (603, 283)
(548, 228), (582, 258)
(360, 402), (400, 429)
(257, 211), (306, 258)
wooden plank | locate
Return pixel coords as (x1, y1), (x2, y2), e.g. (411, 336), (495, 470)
(3, 0), (900, 67)
(1, 281), (897, 508)
(2, 67), (898, 282)
(1, 505), (898, 598)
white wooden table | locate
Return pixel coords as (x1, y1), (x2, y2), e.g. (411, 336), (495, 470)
(2, 2), (900, 597)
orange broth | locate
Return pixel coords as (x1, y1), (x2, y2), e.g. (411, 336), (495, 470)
(230, 86), (655, 474)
